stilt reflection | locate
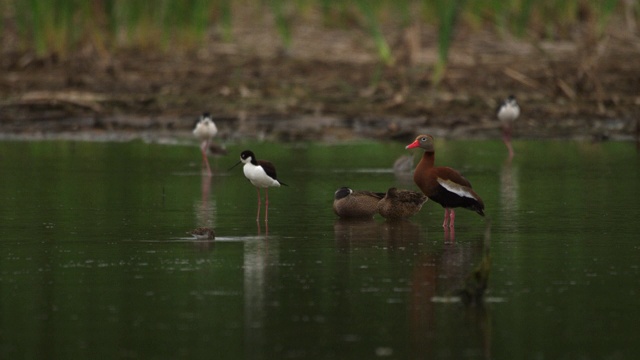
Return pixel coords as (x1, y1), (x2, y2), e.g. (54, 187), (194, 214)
(191, 172), (216, 251)
(243, 239), (274, 359)
(500, 157), (519, 232)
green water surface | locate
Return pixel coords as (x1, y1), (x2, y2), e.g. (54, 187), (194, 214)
(0, 139), (638, 359)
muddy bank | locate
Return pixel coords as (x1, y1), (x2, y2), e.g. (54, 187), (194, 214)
(1, 21), (639, 142)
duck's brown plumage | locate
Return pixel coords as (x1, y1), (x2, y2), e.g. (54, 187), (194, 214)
(377, 188), (428, 219)
(413, 151), (484, 216)
(406, 134), (485, 227)
(333, 187), (385, 219)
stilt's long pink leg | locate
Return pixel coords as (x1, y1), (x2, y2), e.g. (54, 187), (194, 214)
(503, 125), (514, 158)
(255, 187), (261, 222)
(200, 141), (212, 175)
(442, 208), (450, 228)
(265, 188), (269, 222)
(200, 141), (208, 163)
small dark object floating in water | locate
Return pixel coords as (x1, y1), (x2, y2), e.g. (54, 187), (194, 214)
(188, 227), (215, 240)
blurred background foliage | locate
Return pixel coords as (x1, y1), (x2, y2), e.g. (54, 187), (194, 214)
(0, 0), (634, 79)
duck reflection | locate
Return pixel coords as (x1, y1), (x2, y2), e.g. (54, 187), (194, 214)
(379, 219), (422, 249)
(333, 216), (424, 250)
(333, 216), (492, 358)
(333, 218), (381, 251)
(410, 223), (492, 359)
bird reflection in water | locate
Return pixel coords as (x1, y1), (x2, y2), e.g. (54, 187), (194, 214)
(379, 219), (422, 249)
(332, 211), (493, 358)
(334, 217), (425, 250)
(191, 171), (217, 251)
(332, 217), (491, 358)
(409, 222), (492, 359)
(243, 238), (273, 358)
(500, 156), (520, 234)
(333, 218), (381, 251)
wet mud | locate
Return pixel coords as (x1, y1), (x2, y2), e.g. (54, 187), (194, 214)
(1, 23), (639, 143)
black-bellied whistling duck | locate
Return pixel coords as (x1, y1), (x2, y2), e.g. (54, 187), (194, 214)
(193, 112), (218, 175)
(333, 187), (384, 219)
(497, 95), (520, 158)
(405, 135), (485, 228)
(377, 187), (428, 220)
(230, 150), (287, 222)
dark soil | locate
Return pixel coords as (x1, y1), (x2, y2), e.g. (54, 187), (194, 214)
(1, 18), (639, 143)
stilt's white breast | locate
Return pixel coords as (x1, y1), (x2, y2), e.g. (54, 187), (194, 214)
(497, 103), (520, 123)
(193, 119), (218, 140)
(243, 163), (280, 188)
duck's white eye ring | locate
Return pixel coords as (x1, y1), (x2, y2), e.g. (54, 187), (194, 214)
(421, 137), (427, 141)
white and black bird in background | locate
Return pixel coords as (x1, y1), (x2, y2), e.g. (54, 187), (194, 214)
(497, 95), (520, 158)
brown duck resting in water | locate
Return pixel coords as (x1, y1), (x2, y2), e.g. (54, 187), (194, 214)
(377, 187), (428, 220)
(333, 187), (385, 219)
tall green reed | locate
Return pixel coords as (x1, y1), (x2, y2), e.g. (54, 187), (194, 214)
(3, 0), (627, 72)
(593, 0), (619, 34)
(354, 0), (393, 65)
(269, 0), (293, 51)
(516, 0), (535, 37)
(432, 0), (465, 84)
(218, 0), (233, 42)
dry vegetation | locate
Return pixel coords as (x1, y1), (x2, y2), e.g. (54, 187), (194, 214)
(0, 2), (639, 142)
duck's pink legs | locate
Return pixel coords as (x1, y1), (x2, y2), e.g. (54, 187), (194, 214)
(444, 225), (456, 242)
(443, 208), (450, 227)
(449, 209), (456, 228)
(442, 208), (456, 228)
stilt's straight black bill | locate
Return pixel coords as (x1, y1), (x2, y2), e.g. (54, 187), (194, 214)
(228, 161), (242, 171)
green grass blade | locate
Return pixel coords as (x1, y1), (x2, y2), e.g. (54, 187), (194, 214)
(355, 0), (394, 65)
(432, 0), (465, 84)
(270, 0), (293, 51)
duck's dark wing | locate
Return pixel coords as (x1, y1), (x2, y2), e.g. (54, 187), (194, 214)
(395, 190), (428, 205)
(355, 190), (385, 200)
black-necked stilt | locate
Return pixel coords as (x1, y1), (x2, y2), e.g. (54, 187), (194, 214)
(496, 95), (520, 158)
(188, 227), (215, 240)
(406, 134), (485, 230)
(193, 112), (218, 175)
(333, 187), (384, 219)
(377, 187), (428, 219)
(230, 150), (287, 222)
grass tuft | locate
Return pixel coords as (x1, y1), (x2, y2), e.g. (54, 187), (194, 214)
(2, 0), (630, 71)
